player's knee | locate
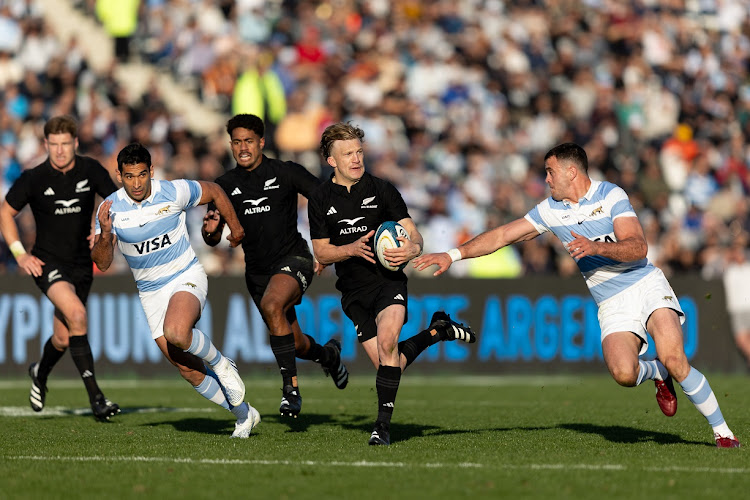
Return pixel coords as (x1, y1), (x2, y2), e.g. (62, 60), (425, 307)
(377, 338), (398, 357)
(162, 323), (189, 350)
(609, 363), (638, 387)
(66, 307), (88, 333)
(52, 333), (69, 350)
(259, 296), (284, 321)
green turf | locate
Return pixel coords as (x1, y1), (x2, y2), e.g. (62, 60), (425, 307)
(0, 374), (746, 499)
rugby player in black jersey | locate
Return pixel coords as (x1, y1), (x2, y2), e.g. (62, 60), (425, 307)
(0, 115), (120, 420)
(308, 122), (476, 445)
(201, 114), (348, 418)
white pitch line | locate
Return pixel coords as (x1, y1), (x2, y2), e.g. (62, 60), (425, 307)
(0, 406), (217, 417)
(2, 456), (747, 474)
(0, 375), (584, 390)
(5, 455), (484, 469)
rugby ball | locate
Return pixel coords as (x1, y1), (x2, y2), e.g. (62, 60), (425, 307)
(375, 221), (410, 271)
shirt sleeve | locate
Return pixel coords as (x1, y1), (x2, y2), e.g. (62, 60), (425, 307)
(382, 181), (410, 221)
(173, 179), (203, 209)
(609, 185), (637, 220)
(524, 203), (550, 235)
(3, 170), (32, 211)
(307, 189), (328, 240)
(92, 161), (117, 197)
(287, 161), (321, 198)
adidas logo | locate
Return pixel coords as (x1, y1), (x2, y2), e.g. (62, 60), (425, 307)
(394, 294), (404, 300)
(327, 206), (337, 215)
(44, 187), (55, 196)
(231, 187), (242, 196)
(281, 266), (291, 272)
(81, 370), (93, 378)
(382, 402), (394, 408)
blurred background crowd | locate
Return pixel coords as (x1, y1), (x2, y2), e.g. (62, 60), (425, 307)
(1, 0), (750, 281)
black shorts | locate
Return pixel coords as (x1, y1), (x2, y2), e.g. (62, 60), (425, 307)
(245, 253), (315, 309)
(32, 258), (93, 304)
(342, 281), (408, 343)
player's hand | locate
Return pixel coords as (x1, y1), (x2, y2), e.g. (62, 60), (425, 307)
(203, 209), (221, 235)
(97, 200), (114, 234)
(413, 252), (453, 276)
(314, 259), (329, 275)
(16, 252), (45, 278)
(349, 229), (376, 264)
(226, 225), (245, 248)
(566, 230), (596, 260)
(383, 237), (420, 267)
(87, 231), (96, 250)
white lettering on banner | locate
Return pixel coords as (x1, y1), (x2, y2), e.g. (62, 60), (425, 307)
(0, 295), (11, 362)
(10, 294), (39, 363)
(40, 297), (54, 355)
(1, 292), (277, 366)
(87, 294), (161, 364)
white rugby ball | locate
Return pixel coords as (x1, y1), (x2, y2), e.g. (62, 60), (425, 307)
(374, 221), (410, 271)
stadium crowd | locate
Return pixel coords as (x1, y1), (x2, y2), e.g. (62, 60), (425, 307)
(2, 0), (750, 281)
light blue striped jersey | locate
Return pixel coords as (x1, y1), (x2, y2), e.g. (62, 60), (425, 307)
(95, 179), (202, 292)
(524, 180), (654, 304)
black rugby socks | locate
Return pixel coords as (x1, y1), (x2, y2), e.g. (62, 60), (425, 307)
(398, 327), (441, 369)
(69, 335), (103, 403)
(376, 365), (401, 425)
(270, 333), (298, 387)
(295, 333), (328, 364)
(37, 337), (66, 384)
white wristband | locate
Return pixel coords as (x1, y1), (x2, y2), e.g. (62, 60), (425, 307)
(447, 248), (462, 262)
(9, 241), (26, 258)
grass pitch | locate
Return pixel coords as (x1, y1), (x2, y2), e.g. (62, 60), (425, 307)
(0, 373), (747, 499)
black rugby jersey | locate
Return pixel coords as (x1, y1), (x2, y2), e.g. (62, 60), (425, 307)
(308, 172), (410, 294)
(4, 155), (117, 265)
(214, 155), (320, 274)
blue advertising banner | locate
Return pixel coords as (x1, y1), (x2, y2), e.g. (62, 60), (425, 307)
(0, 275), (743, 375)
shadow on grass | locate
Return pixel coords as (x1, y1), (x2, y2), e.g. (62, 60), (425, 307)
(559, 423), (712, 447)
(252, 412), (475, 443)
(140, 417), (232, 436)
(262, 412), (367, 433)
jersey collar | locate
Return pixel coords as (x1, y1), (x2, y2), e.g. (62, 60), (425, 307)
(328, 171), (370, 194)
(562, 179), (600, 207)
(43, 155), (80, 176)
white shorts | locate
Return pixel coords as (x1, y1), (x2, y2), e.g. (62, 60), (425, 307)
(729, 310), (750, 337)
(597, 268), (685, 355)
(139, 263), (208, 340)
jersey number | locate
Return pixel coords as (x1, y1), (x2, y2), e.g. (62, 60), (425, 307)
(592, 235), (615, 243)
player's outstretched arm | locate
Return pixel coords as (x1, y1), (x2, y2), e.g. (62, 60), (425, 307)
(197, 181), (244, 248)
(413, 217), (539, 276)
(91, 200), (116, 272)
(0, 200), (46, 277)
(312, 230), (377, 265)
